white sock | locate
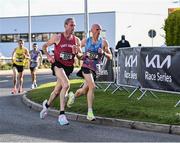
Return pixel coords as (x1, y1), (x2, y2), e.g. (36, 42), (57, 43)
(88, 108), (93, 112)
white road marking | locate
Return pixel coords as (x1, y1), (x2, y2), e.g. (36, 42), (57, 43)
(0, 80), (8, 83)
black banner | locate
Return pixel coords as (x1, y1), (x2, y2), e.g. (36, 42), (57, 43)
(96, 56), (114, 82)
(139, 47), (180, 92)
(117, 47), (141, 87)
(117, 47), (180, 92)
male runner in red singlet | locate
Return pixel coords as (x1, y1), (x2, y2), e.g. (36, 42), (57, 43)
(67, 24), (112, 121)
(40, 18), (81, 125)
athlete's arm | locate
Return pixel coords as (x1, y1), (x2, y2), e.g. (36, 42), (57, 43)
(42, 34), (59, 63)
(39, 51), (43, 66)
(102, 40), (112, 60)
(11, 48), (16, 63)
(81, 38), (86, 48)
(76, 38), (86, 60)
(75, 37), (83, 59)
(24, 48), (30, 59)
(76, 37), (81, 53)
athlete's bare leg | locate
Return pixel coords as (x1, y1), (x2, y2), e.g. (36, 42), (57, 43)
(18, 71), (24, 92)
(54, 67), (70, 111)
(82, 73), (96, 109)
(12, 67), (18, 89)
(31, 69), (35, 84)
(74, 82), (88, 97)
(47, 78), (62, 106)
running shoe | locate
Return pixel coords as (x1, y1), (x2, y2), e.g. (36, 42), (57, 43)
(87, 111), (96, 121)
(67, 91), (75, 108)
(31, 84), (35, 89)
(11, 88), (17, 94)
(65, 93), (68, 103)
(58, 114), (69, 125)
(40, 99), (48, 119)
(34, 83), (37, 88)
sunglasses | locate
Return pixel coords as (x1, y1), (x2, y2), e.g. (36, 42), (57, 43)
(96, 29), (101, 31)
(70, 24), (76, 27)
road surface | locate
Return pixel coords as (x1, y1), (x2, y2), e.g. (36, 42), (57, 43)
(0, 70), (180, 142)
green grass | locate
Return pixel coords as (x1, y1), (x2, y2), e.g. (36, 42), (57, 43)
(0, 63), (12, 70)
(26, 79), (180, 125)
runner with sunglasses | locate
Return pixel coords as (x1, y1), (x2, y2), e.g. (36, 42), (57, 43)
(67, 24), (112, 121)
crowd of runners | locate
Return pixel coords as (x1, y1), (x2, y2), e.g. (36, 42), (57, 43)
(11, 17), (112, 126)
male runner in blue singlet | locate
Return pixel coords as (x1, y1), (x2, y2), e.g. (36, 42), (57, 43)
(67, 24), (112, 121)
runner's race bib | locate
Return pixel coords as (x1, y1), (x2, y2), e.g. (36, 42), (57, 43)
(31, 59), (38, 63)
(60, 52), (73, 60)
(86, 52), (99, 60)
(16, 58), (23, 62)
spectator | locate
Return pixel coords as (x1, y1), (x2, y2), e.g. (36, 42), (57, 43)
(138, 43), (142, 47)
(115, 35), (130, 49)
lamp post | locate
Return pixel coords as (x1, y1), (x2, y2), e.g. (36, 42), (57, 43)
(28, 0), (31, 51)
(84, 0), (89, 38)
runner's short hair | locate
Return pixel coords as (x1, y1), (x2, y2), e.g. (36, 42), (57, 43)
(64, 17), (75, 26)
(18, 39), (24, 43)
(33, 43), (37, 46)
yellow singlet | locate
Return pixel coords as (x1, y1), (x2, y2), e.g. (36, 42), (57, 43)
(13, 47), (27, 66)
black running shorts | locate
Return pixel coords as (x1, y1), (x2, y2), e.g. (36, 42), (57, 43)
(77, 67), (96, 80)
(13, 63), (24, 73)
(51, 61), (74, 77)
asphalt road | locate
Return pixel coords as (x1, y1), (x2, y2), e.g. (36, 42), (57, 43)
(1, 70), (180, 142)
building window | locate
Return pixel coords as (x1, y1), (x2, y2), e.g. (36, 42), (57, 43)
(0, 34), (14, 42)
(101, 30), (106, 38)
(74, 31), (84, 40)
(0, 31), (85, 42)
(1, 35), (7, 42)
(20, 34), (28, 42)
(1, 35), (6, 42)
(42, 33), (50, 41)
(14, 34), (20, 42)
(36, 33), (43, 42)
(32, 33), (36, 42)
(50, 32), (57, 38)
(7, 35), (14, 42)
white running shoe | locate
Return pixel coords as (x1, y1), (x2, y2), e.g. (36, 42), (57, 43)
(58, 114), (69, 125)
(67, 91), (75, 108)
(34, 83), (37, 88)
(40, 100), (48, 119)
(31, 84), (35, 89)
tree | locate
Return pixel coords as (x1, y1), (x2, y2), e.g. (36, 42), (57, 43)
(164, 10), (180, 46)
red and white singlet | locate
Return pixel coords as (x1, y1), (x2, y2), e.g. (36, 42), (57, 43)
(54, 33), (76, 66)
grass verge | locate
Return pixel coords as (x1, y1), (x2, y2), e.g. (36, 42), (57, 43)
(26, 79), (180, 125)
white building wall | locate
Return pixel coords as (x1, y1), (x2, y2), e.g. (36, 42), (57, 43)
(0, 12), (116, 56)
(0, 17), (28, 34)
(0, 9), (168, 57)
(89, 12), (116, 48)
(115, 12), (167, 47)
